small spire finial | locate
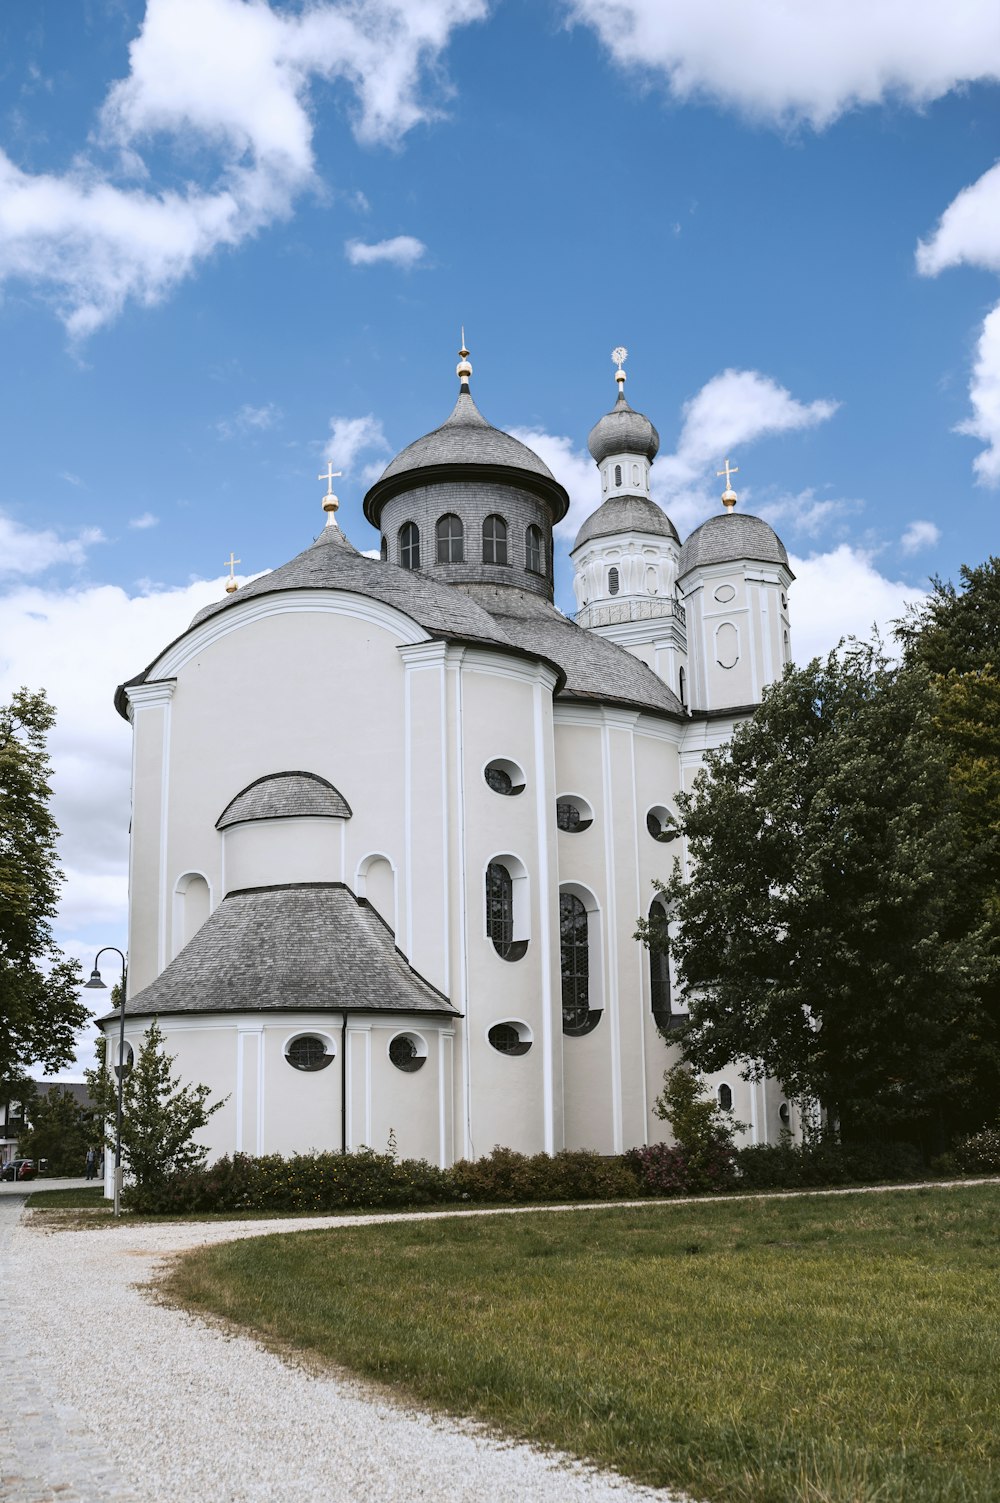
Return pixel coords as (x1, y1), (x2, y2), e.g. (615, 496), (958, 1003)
(612, 345), (628, 394)
(224, 551), (241, 594)
(318, 462), (342, 526)
(456, 329), (472, 386)
(717, 458), (739, 510)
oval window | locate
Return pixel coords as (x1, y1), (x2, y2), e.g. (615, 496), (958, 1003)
(487, 1022), (531, 1056)
(716, 622), (740, 669)
(556, 795), (594, 833)
(646, 805), (679, 843)
(286, 1035), (333, 1072)
(484, 758), (525, 795)
(714, 584), (736, 603)
(718, 1083), (733, 1111)
(608, 566), (620, 596)
(389, 1033), (426, 1072)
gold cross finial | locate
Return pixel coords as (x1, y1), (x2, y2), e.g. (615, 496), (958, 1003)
(318, 463), (342, 520)
(717, 458), (739, 509)
(224, 552), (240, 594)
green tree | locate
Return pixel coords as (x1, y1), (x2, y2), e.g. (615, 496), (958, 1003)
(653, 1063), (744, 1188)
(86, 1020), (225, 1203)
(639, 643), (997, 1147)
(0, 689), (86, 1087)
(19, 1086), (94, 1176)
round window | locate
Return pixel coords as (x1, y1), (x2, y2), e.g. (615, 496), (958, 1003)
(389, 1033), (426, 1072)
(556, 795), (594, 833)
(646, 806), (679, 843)
(114, 1042), (135, 1079)
(487, 1022), (531, 1056)
(779, 1102), (791, 1126)
(484, 758), (525, 795)
(286, 1035), (333, 1072)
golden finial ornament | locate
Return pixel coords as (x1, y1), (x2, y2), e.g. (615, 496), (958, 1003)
(456, 327), (472, 385)
(612, 346), (628, 394)
(224, 552), (241, 594)
(717, 458), (739, 510)
(318, 462), (342, 525)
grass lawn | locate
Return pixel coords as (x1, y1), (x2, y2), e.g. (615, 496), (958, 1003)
(26, 1186), (107, 1207)
(164, 1184), (999, 1503)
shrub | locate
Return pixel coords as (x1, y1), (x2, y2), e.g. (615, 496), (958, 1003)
(449, 1147), (637, 1205)
(735, 1134), (924, 1191)
(954, 1125), (1000, 1174)
(650, 1064), (742, 1191)
(624, 1143), (690, 1196)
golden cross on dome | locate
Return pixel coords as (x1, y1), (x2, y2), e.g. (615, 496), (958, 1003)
(717, 458), (739, 490)
(224, 552), (240, 594)
(318, 462), (341, 497)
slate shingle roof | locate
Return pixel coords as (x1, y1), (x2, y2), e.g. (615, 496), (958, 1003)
(459, 583), (685, 718)
(113, 884), (457, 1019)
(216, 772), (352, 830)
(587, 391), (660, 465)
(379, 388), (555, 482)
(573, 495), (680, 550)
(678, 512), (792, 577)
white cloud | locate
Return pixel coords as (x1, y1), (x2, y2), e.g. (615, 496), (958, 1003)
(567, 0), (1000, 128)
(216, 401), (282, 439)
(344, 235), (427, 268)
(0, 513), (104, 576)
(757, 489), (863, 541)
(917, 162), (1000, 485)
(900, 519), (941, 554)
(788, 545), (928, 663)
(0, 0), (485, 336)
(128, 511), (159, 529)
(519, 368), (839, 542)
(321, 413), (390, 473)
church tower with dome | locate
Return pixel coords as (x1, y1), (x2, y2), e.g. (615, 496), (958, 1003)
(102, 343), (798, 1178)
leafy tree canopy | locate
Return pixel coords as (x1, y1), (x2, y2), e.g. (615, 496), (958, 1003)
(86, 1020), (225, 1196)
(640, 642), (998, 1145)
(0, 689), (86, 1086)
(19, 1086), (95, 1176)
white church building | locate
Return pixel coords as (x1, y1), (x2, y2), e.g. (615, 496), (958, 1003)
(104, 347), (798, 1166)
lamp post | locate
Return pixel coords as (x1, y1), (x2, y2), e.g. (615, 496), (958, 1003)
(83, 947), (129, 1217)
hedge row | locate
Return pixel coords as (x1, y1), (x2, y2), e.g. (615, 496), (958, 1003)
(121, 1128), (998, 1215)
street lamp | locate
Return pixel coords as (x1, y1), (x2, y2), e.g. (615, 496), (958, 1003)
(83, 947), (129, 1218)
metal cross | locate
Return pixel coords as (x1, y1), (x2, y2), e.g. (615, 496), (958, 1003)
(717, 459), (739, 489)
(318, 463), (342, 497)
(224, 552), (240, 580)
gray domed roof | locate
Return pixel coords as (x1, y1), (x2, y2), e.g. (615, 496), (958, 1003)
(364, 384), (568, 527)
(588, 391), (660, 466)
(678, 512), (792, 578)
(216, 772), (352, 830)
(572, 495), (679, 552)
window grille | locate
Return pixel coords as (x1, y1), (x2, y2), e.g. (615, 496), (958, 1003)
(486, 862), (514, 957)
(608, 566), (620, 596)
(560, 892), (591, 1034)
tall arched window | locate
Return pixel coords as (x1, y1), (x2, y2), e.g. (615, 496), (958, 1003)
(436, 513), (464, 563)
(486, 862), (514, 957)
(561, 892), (594, 1035)
(678, 666), (687, 706)
(482, 514), (508, 565)
(614, 463), (622, 488)
(608, 566), (620, 596)
(399, 521), (420, 570)
(525, 524), (543, 575)
(379, 535), (387, 561)
(648, 900), (672, 1031)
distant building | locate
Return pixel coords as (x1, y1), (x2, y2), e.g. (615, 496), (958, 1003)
(103, 347), (798, 1167)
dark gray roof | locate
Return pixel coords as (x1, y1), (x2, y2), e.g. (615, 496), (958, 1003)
(588, 391), (660, 465)
(217, 772), (351, 830)
(678, 511), (792, 578)
(458, 584), (685, 718)
(114, 884), (458, 1019)
(573, 495), (680, 551)
(379, 387), (555, 483)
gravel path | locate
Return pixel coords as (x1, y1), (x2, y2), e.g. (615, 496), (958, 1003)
(2, 1200), (673, 1503)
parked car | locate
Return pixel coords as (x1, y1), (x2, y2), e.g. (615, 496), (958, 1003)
(0, 1159), (36, 1182)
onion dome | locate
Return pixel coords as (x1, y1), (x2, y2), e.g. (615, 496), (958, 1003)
(572, 495), (679, 552)
(678, 513), (792, 578)
(588, 390), (660, 467)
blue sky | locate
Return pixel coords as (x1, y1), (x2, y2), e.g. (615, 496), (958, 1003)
(0, 0), (997, 1070)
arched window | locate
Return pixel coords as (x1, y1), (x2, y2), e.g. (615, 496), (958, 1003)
(486, 861), (526, 959)
(648, 900), (672, 1031)
(614, 463), (622, 488)
(718, 1083), (733, 1112)
(379, 535), (387, 561)
(483, 514), (509, 565)
(561, 892), (594, 1035)
(436, 513), (464, 564)
(608, 566), (620, 597)
(399, 521), (420, 570)
(678, 666), (687, 706)
(525, 524), (543, 575)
